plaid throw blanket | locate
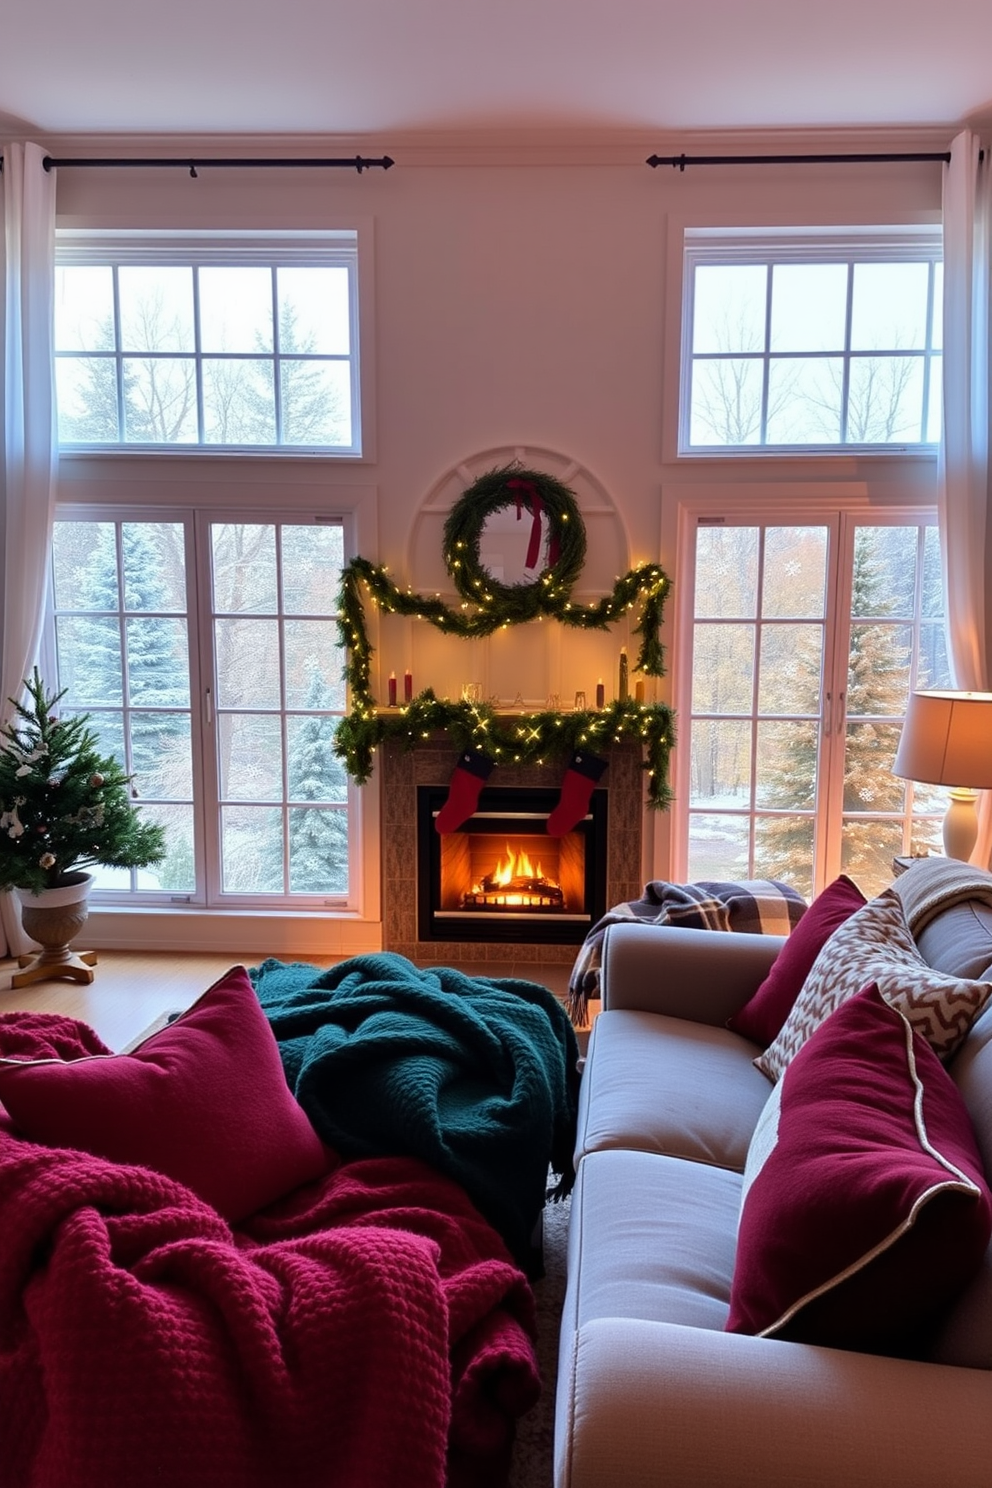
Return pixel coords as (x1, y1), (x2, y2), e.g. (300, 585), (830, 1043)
(566, 878), (808, 1025)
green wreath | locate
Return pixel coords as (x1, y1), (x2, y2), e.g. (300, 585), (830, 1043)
(442, 463), (587, 619)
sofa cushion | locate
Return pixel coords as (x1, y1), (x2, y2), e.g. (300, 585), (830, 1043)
(915, 897), (992, 982)
(576, 1009), (772, 1172)
(728, 874), (866, 1047)
(728, 985), (992, 1351)
(566, 1148), (741, 1334)
(0, 965), (329, 1222)
(756, 887), (992, 1084)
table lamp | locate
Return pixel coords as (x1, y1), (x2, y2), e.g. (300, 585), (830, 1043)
(892, 690), (992, 861)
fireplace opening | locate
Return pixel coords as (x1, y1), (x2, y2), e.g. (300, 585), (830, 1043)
(417, 785), (607, 944)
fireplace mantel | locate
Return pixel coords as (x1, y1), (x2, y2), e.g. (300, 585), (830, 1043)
(380, 736), (643, 965)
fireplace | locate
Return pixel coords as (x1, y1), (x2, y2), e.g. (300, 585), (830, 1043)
(417, 786), (607, 945)
(380, 737), (643, 965)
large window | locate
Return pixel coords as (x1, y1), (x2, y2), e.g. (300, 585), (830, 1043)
(678, 512), (951, 899)
(48, 512), (354, 908)
(681, 229), (943, 453)
(54, 232), (361, 453)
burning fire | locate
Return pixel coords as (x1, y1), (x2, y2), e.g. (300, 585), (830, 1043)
(489, 844), (546, 886)
(462, 842), (565, 911)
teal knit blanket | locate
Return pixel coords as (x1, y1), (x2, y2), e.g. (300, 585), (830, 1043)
(250, 953), (580, 1266)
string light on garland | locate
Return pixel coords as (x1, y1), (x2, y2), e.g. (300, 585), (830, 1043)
(333, 463), (675, 808)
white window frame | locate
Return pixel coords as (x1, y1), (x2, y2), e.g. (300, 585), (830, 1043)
(677, 226), (943, 458)
(45, 469), (382, 956)
(669, 488), (946, 898)
(54, 227), (376, 460)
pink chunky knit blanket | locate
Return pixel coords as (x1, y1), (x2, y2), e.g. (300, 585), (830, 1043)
(0, 1013), (539, 1488)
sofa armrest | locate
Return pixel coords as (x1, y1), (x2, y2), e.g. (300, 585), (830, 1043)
(556, 1317), (992, 1488)
(600, 922), (785, 1026)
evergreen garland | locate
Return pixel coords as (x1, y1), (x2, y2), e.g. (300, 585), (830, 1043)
(334, 464), (675, 807)
(335, 691), (676, 810)
(0, 669), (167, 895)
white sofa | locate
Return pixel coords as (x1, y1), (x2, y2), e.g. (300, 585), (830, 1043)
(554, 880), (992, 1488)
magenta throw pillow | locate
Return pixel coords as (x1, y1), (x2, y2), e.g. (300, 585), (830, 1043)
(728, 874), (866, 1046)
(727, 983), (992, 1351)
(0, 965), (328, 1222)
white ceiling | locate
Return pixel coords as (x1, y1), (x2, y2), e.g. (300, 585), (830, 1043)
(3, 0), (992, 141)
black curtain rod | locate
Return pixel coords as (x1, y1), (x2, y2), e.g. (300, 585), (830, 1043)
(648, 151), (951, 170)
(35, 154), (395, 176)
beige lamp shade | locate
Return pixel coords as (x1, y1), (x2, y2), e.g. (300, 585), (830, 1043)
(892, 690), (992, 861)
(892, 690), (992, 789)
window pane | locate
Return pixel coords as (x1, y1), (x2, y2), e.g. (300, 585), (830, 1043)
(199, 266), (273, 352)
(841, 817), (904, 898)
(212, 524), (278, 612)
(139, 803), (195, 891)
(755, 719), (818, 808)
(123, 358), (198, 442)
(853, 526), (917, 617)
(280, 360), (352, 446)
(931, 264), (943, 350)
(221, 805), (285, 891)
(284, 623), (346, 709)
(289, 807), (349, 893)
(847, 355), (924, 442)
(214, 619), (281, 708)
(123, 522), (187, 612)
(55, 617), (123, 705)
(694, 527), (758, 619)
(691, 624), (755, 713)
(52, 521), (118, 610)
(287, 715), (349, 803)
(687, 813), (750, 880)
(843, 721), (904, 811)
(118, 266), (194, 351)
(770, 263), (847, 352)
(851, 261), (929, 350)
(692, 264), (766, 354)
(130, 711), (193, 799)
(689, 719), (751, 805)
(754, 816), (815, 900)
(125, 619), (190, 705)
(56, 358), (120, 442)
(689, 358), (763, 445)
(758, 626), (823, 714)
(55, 266), (116, 351)
(281, 524), (344, 612)
(766, 357), (843, 443)
(203, 359), (276, 444)
(218, 713), (284, 799)
(847, 624), (911, 715)
(278, 266), (350, 355)
(763, 527), (827, 618)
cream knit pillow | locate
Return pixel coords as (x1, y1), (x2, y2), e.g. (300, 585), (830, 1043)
(755, 887), (992, 1084)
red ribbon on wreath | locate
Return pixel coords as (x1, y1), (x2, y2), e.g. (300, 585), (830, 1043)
(506, 478), (560, 571)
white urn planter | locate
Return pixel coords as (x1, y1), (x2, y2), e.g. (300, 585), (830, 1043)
(13, 871), (98, 989)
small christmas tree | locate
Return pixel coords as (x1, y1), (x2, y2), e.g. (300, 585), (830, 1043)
(0, 669), (166, 895)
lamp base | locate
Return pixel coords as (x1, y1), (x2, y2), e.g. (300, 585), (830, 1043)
(942, 788), (979, 862)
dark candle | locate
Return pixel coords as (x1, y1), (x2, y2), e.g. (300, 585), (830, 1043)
(388, 672), (397, 706)
(596, 678), (605, 708)
(404, 670), (413, 702)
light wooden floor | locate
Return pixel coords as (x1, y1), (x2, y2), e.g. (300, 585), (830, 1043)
(0, 948), (577, 1053)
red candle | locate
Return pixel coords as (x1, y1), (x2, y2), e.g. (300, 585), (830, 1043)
(388, 672), (397, 706)
(404, 670), (413, 702)
(596, 678), (605, 708)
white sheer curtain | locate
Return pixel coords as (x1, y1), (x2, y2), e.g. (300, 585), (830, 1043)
(1, 142), (58, 956)
(940, 129), (992, 868)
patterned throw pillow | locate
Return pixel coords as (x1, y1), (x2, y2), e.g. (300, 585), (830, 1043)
(728, 984), (992, 1349)
(755, 887), (992, 1084)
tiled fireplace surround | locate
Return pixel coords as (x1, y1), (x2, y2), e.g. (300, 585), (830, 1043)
(380, 736), (644, 965)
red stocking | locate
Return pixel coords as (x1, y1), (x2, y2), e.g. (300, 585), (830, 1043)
(435, 749), (495, 834)
(546, 750), (607, 837)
